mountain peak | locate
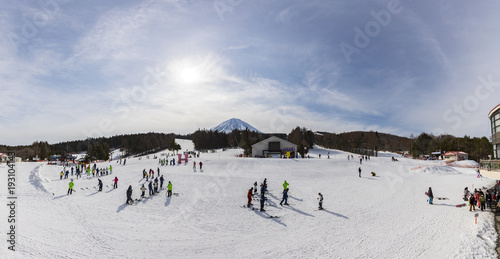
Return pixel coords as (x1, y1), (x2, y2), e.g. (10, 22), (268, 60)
(211, 118), (262, 134)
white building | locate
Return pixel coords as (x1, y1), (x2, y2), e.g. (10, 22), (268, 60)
(251, 136), (297, 158)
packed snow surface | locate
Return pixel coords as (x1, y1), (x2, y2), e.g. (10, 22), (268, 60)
(0, 141), (497, 258)
(450, 160), (480, 168)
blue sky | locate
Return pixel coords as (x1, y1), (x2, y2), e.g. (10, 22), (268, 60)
(1, 0), (500, 145)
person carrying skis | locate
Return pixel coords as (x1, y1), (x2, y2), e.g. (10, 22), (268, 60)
(283, 180), (289, 190)
(68, 180), (74, 195)
(247, 188), (253, 207)
(140, 184), (146, 198)
(358, 167), (362, 178)
(280, 188), (289, 206)
(427, 187), (433, 204)
(113, 177), (118, 189)
(167, 181), (173, 197)
(126, 185), (133, 205)
(98, 178), (103, 191)
(318, 193), (324, 210)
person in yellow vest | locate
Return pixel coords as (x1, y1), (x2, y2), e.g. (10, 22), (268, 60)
(283, 180), (289, 190)
(68, 180), (74, 195)
(60, 171), (64, 180)
(167, 181), (173, 197)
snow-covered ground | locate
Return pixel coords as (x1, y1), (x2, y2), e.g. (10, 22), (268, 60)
(0, 141), (497, 258)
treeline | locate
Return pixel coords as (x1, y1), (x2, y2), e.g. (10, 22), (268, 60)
(1, 132), (176, 161)
(315, 131), (413, 155)
(410, 133), (492, 161)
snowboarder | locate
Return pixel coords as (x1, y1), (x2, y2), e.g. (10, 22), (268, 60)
(427, 187), (433, 204)
(464, 187), (470, 201)
(113, 177), (118, 189)
(283, 180), (289, 190)
(126, 185), (133, 205)
(318, 193), (324, 210)
(68, 180), (74, 195)
(280, 188), (289, 206)
(167, 181), (173, 197)
(358, 167), (361, 178)
(247, 188), (253, 207)
(98, 178), (103, 191)
(140, 184), (146, 198)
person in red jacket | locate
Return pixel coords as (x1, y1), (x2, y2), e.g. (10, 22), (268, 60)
(113, 177), (118, 189)
(247, 188), (253, 207)
(199, 161), (203, 171)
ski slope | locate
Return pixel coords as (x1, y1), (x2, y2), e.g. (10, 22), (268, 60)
(0, 141), (497, 258)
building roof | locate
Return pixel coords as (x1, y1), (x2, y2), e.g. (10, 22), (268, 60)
(444, 151), (468, 156)
(488, 104), (500, 118)
(251, 136), (297, 148)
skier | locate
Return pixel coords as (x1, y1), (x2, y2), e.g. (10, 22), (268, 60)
(253, 181), (258, 195)
(123, 158), (126, 165)
(486, 190), (492, 208)
(358, 167), (362, 178)
(98, 178), (103, 191)
(476, 167), (482, 178)
(318, 193), (324, 210)
(160, 175), (164, 189)
(153, 178), (159, 194)
(193, 161), (196, 171)
(427, 187), (433, 204)
(60, 171), (63, 180)
(469, 193), (476, 211)
(283, 180), (289, 190)
(247, 188), (253, 207)
(199, 161), (203, 171)
(167, 181), (173, 197)
(113, 177), (118, 189)
(260, 192), (266, 212)
(109, 165), (113, 174)
(280, 188), (289, 206)
(126, 185), (133, 205)
(148, 181), (153, 196)
(140, 184), (146, 198)
(68, 180), (74, 195)
(360, 158), (362, 164)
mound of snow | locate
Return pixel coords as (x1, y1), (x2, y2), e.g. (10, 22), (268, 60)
(28, 164), (51, 193)
(449, 160), (479, 168)
(419, 165), (461, 175)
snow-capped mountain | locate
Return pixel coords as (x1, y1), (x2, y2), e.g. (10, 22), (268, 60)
(211, 118), (262, 133)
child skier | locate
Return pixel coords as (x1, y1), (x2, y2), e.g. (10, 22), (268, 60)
(318, 193), (324, 210)
(247, 188), (253, 207)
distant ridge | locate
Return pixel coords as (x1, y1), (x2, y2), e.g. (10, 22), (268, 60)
(211, 118), (262, 134)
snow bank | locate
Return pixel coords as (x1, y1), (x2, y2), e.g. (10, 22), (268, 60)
(449, 160), (480, 168)
(418, 165), (461, 175)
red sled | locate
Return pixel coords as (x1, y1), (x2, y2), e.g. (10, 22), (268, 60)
(455, 203), (466, 207)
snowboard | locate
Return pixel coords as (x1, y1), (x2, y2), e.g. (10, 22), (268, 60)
(455, 203), (467, 207)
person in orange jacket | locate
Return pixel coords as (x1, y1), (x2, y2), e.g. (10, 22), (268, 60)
(247, 188), (253, 207)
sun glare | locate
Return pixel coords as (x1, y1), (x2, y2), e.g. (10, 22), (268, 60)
(177, 66), (201, 85)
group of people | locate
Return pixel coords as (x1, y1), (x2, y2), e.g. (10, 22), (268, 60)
(465, 187), (496, 212)
(128, 179), (173, 204)
(246, 179), (324, 211)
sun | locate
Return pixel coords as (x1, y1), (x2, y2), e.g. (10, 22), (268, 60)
(177, 66), (202, 85)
